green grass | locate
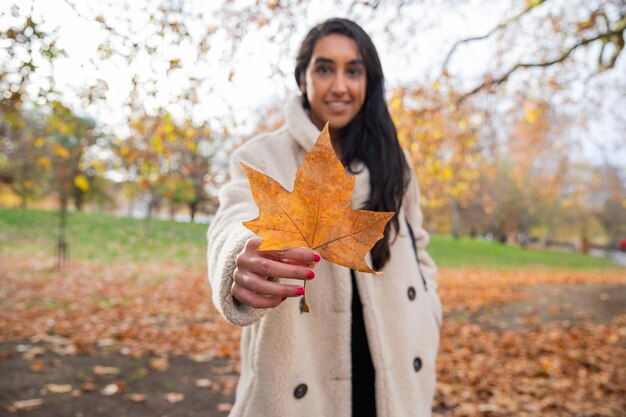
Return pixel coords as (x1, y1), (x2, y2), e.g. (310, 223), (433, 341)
(428, 234), (620, 270)
(0, 207), (209, 266)
(0, 207), (621, 270)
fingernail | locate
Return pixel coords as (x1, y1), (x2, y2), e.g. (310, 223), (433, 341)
(313, 253), (321, 262)
(307, 270), (315, 279)
(297, 287), (305, 296)
(281, 296), (287, 301)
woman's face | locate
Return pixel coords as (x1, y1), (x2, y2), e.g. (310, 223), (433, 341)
(301, 34), (367, 132)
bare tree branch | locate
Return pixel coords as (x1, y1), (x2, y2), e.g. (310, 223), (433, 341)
(63, 0), (132, 42)
(456, 28), (625, 105)
(441, 0), (549, 73)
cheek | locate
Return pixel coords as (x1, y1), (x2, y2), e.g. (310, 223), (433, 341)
(350, 77), (366, 95)
(351, 80), (367, 106)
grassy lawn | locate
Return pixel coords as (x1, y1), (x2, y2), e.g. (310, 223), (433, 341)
(0, 207), (621, 270)
(427, 234), (620, 270)
(0, 207), (208, 266)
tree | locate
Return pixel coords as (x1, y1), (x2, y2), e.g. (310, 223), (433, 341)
(594, 164), (626, 246)
(390, 85), (485, 236)
(115, 112), (217, 222)
(0, 11), (63, 206)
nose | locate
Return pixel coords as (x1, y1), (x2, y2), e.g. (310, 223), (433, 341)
(331, 72), (348, 95)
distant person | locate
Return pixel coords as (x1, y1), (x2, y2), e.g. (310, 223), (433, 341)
(619, 237), (626, 252)
(207, 18), (442, 417)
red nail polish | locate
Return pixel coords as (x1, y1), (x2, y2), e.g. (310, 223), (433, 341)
(297, 288), (305, 296)
(313, 253), (321, 262)
(281, 296), (287, 301)
(307, 270), (315, 279)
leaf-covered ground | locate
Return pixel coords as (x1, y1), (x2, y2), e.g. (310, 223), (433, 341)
(1, 254), (625, 416)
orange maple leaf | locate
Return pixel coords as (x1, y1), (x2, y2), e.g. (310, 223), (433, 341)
(242, 123), (394, 274)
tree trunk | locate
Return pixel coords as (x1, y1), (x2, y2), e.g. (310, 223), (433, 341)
(143, 194), (158, 239)
(74, 188), (84, 211)
(169, 202), (176, 221)
(20, 193), (27, 209)
(450, 197), (460, 239)
(519, 207), (529, 248)
(189, 200), (198, 223)
(56, 195), (68, 269)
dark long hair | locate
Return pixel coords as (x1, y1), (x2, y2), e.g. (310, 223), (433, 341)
(295, 18), (410, 270)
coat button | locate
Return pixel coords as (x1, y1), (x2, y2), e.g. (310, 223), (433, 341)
(413, 357), (422, 372)
(294, 383), (307, 399)
(407, 286), (416, 301)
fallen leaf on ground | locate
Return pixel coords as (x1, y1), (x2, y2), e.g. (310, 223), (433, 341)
(164, 392), (184, 403)
(31, 359), (44, 372)
(148, 357), (169, 371)
(210, 365), (236, 375)
(44, 383), (72, 394)
(0, 349), (15, 359)
(7, 398), (44, 411)
(243, 122), (393, 274)
(93, 365), (120, 375)
(194, 378), (212, 388)
(129, 393), (148, 403)
(191, 353), (215, 362)
(217, 402), (233, 412)
(100, 383), (118, 396)
(22, 346), (45, 361)
(79, 382), (95, 392)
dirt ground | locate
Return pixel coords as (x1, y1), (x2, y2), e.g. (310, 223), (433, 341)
(2, 281), (625, 417)
(0, 343), (237, 417)
(466, 283), (626, 331)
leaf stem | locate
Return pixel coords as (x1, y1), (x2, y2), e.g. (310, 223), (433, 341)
(302, 279), (309, 313)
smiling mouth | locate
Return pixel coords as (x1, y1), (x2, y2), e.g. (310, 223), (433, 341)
(326, 101), (350, 112)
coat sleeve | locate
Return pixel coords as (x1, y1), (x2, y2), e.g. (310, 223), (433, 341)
(206, 145), (268, 327)
(403, 152), (443, 328)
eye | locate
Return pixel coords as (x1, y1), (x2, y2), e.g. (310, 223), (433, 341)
(315, 65), (332, 75)
(349, 66), (364, 76)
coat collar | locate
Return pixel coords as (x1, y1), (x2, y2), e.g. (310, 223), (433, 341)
(284, 95), (320, 153)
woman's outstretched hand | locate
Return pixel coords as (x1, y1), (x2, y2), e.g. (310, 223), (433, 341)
(232, 237), (320, 309)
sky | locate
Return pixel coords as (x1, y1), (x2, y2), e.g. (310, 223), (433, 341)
(1, 0), (625, 166)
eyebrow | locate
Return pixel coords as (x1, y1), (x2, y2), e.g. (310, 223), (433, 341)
(313, 57), (364, 65)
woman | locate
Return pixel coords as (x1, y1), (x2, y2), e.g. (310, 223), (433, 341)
(207, 18), (442, 417)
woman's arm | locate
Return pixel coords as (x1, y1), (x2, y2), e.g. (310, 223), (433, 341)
(207, 143), (318, 326)
(206, 147), (266, 326)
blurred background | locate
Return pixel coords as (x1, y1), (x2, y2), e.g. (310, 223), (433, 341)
(1, 1), (625, 416)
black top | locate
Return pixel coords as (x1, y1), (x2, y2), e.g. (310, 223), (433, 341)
(351, 270), (377, 417)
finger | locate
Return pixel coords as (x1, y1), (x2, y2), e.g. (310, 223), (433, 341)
(231, 283), (283, 309)
(234, 271), (305, 298)
(265, 247), (321, 264)
(241, 256), (316, 281)
(281, 259), (318, 269)
(244, 237), (263, 251)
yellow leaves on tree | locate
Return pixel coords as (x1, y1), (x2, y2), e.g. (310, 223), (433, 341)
(53, 143), (70, 159)
(242, 123), (393, 275)
(390, 87), (483, 209)
(74, 175), (90, 192)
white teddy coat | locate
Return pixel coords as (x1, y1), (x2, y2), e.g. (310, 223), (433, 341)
(207, 95), (442, 417)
